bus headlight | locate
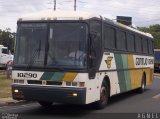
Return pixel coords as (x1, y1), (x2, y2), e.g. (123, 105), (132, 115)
(14, 89), (19, 93)
(72, 93), (78, 97)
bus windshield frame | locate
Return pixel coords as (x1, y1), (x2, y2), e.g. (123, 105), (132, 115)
(14, 21), (89, 70)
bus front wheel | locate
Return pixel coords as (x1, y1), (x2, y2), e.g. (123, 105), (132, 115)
(38, 101), (53, 107)
(93, 81), (109, 109)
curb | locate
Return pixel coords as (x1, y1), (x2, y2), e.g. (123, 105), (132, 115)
(154, 73), (160, 78)
(0, 98), (31, 107)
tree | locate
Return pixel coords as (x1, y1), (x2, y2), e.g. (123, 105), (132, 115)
(137, 24), (160, 49)
(0, 28), (15, 53)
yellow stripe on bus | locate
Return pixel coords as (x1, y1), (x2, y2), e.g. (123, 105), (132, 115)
(63, 73), (77, 82)
(128, 55), (142, 89)
(128, 55), (135, 89)
(143, 68), (153, 85)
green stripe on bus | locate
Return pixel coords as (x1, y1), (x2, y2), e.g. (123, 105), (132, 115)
(40, 72), (54, 80)
(51, 72), (65, 81)
(115, 54), (127, 92)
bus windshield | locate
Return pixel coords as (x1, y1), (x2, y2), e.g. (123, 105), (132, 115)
(15, 22), (88, 69)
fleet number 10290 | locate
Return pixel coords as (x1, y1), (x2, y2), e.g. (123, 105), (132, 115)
(17, 73), (37, 78)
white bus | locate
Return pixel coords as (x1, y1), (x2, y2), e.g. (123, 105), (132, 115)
(12, 10), (154, 109)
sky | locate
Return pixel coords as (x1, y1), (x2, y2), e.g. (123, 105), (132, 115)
(0, 0), (160, 32)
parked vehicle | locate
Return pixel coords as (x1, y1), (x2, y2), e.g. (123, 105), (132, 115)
(154, 49), (160, 73)
(0, 45), (13, 68)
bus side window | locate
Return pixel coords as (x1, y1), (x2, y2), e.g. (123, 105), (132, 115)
(104, 25), (116, 49)
(148, 39), (153, 55)
(116, 30), (127, 51)
(127, 33), (135, 52)
(142, 38), (148, 54)
(135, 36), (142, 53)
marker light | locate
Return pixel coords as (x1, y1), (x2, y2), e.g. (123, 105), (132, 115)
(19, 80), (24, 84)
(53, 17), (57, 20)
(72, 93), (78, 97)
(18, 18), (22, 21)
(66, 82), (71, 86)
(72, 82), (78, 86)
(79, 17), (83, 20)
(41, 17), (45, 20)
(13, 80), (19, 83)
(14, 89), (19, 93)
(47, 17), (51, 20)
(79, 82), (85, 87)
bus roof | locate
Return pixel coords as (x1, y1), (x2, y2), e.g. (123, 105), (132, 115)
(18, 10), (100, 21)
(103, 18), (153, 38)
(18, 10), (153, 39)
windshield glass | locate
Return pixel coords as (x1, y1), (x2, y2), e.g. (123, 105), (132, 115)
(47, 23), (88, 68)
(15, 22), (88, 69)
(2, 48), (8, 54)
(15, 23), (47, 67)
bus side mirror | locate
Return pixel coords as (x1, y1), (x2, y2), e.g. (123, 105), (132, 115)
(88, 53), (97, 79)
(90, 53), (97, 67)
(88, 33), (98, 79)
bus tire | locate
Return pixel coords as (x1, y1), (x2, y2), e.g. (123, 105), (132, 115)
(138, 74), (146, 93)
(38, 101), (53, 107)
(93, 80), (109, 109)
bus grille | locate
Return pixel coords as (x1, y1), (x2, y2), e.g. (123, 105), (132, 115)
(27, 80), (62, 86)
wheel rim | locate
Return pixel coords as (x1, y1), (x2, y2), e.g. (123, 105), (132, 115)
(142, 83), (144, 89)
(100, 86), (107, 105)
(142, 81), (145, 90)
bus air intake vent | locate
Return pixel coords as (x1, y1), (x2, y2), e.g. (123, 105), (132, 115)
(27, 80), (42, 85)
(46, 81), (62, 85)
(27, 80), (62, 86)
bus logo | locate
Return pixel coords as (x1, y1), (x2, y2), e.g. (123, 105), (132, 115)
(105, 56), (113, 69)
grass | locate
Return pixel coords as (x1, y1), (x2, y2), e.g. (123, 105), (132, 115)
(0, 73), (12, 98)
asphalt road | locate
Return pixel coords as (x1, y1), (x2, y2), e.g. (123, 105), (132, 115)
(0, 77), (160, 119)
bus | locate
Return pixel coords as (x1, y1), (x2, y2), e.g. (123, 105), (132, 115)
(12, 10), (154, 109)
(154, 49), (160, 72)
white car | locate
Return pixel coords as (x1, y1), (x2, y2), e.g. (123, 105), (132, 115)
(0, 45), (13, 68)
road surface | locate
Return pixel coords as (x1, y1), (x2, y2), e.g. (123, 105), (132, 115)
(0, 77), (160, 119)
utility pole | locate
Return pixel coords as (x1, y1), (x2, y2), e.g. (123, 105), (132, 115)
(54, 0), (56, 11)
(74, 0), (76, 11)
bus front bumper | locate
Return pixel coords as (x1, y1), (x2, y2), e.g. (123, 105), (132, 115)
(12, 84), (86, 104)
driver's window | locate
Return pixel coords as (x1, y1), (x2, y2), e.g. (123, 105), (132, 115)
(90, 20), (102, 67)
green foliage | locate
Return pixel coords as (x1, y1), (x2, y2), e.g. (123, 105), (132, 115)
(137, 24), (160, 49)
(0, 28), (15, 53)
